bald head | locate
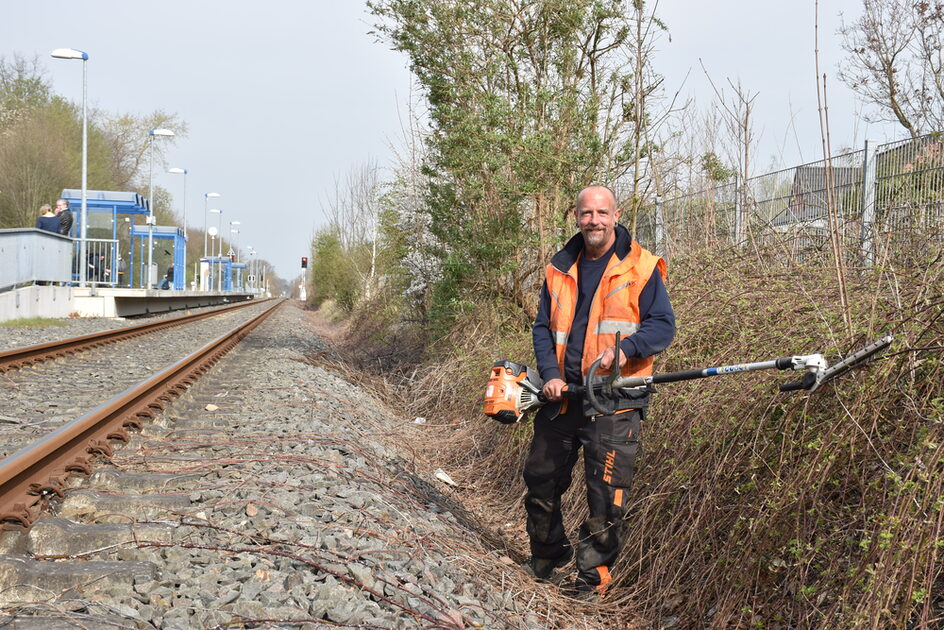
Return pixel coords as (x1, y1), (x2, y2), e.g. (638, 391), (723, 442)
(575, 185), (616, 211)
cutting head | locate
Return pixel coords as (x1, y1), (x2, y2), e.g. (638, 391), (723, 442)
(810, 334), (893, 392)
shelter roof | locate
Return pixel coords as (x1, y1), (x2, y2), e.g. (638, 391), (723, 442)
(130, 225), (185, 238)
(60, 189), (149, 214)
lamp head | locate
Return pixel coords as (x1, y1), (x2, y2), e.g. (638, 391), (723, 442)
(209, 208), (222, 214)
(149, 128), (175, 137)
(51, 48), (88, 61)
(168, 167), (187, 175)
(205, 192), (221, 199)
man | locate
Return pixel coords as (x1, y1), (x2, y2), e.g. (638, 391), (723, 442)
(55, 199), (73, 236)
(526, 185), (675, 599)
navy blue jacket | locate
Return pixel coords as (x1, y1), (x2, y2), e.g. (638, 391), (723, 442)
(35, 215), (60, 233)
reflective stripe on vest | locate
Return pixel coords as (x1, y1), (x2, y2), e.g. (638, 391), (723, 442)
(595, 321), (640, 336)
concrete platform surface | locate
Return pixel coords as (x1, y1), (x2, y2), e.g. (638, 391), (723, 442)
(71, 287), (252, 317)
(0, 285), (255, 321)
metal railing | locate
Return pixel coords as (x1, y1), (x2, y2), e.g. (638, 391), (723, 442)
(75, 238), (119, 286)
(872, 135), (944, 253)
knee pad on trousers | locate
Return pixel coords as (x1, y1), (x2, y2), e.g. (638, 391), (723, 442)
(582, 516), (619, 552)
(525, 495), (559, 542)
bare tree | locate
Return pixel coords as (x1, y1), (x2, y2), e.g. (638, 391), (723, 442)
(100, 109), (188, 189)
(0, 54), (50, 130)
(701, 62), (758, 245)
(620, 0), (667, 234)
(839, 0), (944, 137)
(324, 160), (384, 301)
(0, 111), (71, 227)
(386, 88), (441, 311)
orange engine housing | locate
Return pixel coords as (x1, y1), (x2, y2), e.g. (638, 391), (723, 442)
(483, 361), (543, 424)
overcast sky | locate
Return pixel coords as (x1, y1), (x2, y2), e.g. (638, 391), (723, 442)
(656, 1), (900, 167)
(2, 1), (900, 280)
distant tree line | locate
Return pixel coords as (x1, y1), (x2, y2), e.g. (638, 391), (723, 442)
(0, 54), (186, 230)
(0, 54), (278, 287)
(840, 0), (944, 138)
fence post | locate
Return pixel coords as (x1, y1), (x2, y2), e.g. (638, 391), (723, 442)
(860, 138), (878, 266)
(654, 194), (664, 256)
(733, 174), (741, 247)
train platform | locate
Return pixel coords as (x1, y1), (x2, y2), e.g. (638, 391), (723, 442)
(0, 285), (255, 321)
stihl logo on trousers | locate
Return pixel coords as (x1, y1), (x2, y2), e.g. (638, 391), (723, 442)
(602, 449), (616, 484)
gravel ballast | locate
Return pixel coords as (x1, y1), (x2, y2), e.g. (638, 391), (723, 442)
(0, 301), (565, 629)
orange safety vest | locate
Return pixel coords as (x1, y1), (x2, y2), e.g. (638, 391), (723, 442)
(545, 240), (666, 379)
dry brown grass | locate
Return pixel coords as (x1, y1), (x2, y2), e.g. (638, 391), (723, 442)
(309, 245), (944, 629)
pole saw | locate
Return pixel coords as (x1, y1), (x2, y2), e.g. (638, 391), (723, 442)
(483, 334), (894, 424)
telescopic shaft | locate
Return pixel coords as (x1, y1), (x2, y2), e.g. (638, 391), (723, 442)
(609, 355), (820, 389)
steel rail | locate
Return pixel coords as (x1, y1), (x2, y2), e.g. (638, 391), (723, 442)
(0, 298), (265, 373)
(0, 299), (284, 529)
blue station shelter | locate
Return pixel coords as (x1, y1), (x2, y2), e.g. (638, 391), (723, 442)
(202, 256), (236, 291)
(61, 189), (187, 290)
(130, 225), (187, 290)
(61, 189), (150, 286)
(232, 262), (248, 291)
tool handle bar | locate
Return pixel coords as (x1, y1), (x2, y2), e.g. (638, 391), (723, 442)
(779, 372), (818, 392)
(563, 385), (587, 397)
(535, 385), (586, 404)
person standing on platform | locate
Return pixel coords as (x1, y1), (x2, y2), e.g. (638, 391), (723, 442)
(35, 204), (60, 233)
(55, 199), (73, 236)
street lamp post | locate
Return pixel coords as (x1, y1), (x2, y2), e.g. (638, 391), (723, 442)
(51, 48), (88, 287)
(229, 220), (241, 261)
(203, 193), (221, 258)
(246, 246), (255, 292)
(208, 208), (223, 291)
(147, 128), (174, 288)
(217, 210), (225, 291)
(230, 222), (241, 290)
(169, 167), (187, 288)
(207, 225), (218, 290)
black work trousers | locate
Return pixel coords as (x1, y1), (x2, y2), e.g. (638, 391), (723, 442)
(523, 401), (642, 588)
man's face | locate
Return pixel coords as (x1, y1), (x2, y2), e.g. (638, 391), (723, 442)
(55, 201), (67, 216)
(575, 188), (620, 253)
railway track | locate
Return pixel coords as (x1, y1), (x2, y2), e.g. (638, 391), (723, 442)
(0, 298), (264, 373)
(0, 300), (278, 461)
(0, 298), (283, 527)
(0, 301), (573, 629)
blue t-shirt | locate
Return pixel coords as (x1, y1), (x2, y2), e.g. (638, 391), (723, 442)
(563, 245), (615, 383)
(35, 215), (60, 233)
